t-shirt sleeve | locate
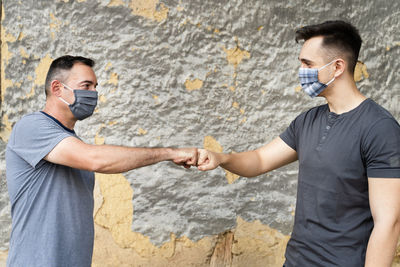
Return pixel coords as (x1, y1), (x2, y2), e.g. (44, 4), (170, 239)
(8, 115), (73, 168)
(280, 117), (298, 151)
(364, 118), (400, 178)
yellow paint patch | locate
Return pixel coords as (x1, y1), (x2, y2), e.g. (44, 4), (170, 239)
(107, 0), (125, 7)
(129, 0), (169, 22)
(223, 45), (250, 68)
(17, 31), (25, 41)
(229, 86), (235, 92)
(108, 72), (119, 86)
(232, 102), (239, 109)
(240, 108), (245, 114)
(152, 94), (159, 103)
(176, 5), (184, 12)
(99, 95), (107, 103)
(184, 78), (203, 91)
(354, 61), (369, 82)
(214, 28), (220, 33)
(19, 47), (29, 58)
(257, 26), (264, 31)
(232, 217), (290, 266)
(49, 13), (62, 40)
(0, 114), (13, 142)
(294, 85), (302, 92)
(33, 54), (52, 94)
(138, 128), (147, 135)
(203, 136), (223, 153)
(105, 62), (112, 71)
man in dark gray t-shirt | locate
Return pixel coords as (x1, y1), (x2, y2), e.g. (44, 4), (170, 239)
(196, 21), (400, 266)
(6, 55), (199, 267)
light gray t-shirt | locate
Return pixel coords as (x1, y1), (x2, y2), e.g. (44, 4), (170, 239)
(6, 111), (94, 267)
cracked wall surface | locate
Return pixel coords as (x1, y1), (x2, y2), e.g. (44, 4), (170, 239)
(0, 0), (399, 266)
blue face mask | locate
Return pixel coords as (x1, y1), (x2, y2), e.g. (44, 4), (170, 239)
(59, 83), (98, 120)
(298, 60), (336, 98)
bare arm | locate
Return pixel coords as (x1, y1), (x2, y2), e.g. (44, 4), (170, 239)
(197, 137), (297, 177)
(365, 178), (400, 267)
(45, 136), (198, 174)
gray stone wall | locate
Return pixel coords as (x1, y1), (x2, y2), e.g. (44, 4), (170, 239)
(0, 0), (399, 252)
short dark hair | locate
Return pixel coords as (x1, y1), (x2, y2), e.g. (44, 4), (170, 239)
(295, 20), (362, 73)
(45, 55), (95, 97)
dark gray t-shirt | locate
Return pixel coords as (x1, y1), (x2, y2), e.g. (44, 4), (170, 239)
(280, 99), (400, 266)
(6, 112), (95, 267)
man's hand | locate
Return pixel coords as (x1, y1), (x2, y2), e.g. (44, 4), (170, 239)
(196, 149), (222, 171)
(171, 148), (199, 168)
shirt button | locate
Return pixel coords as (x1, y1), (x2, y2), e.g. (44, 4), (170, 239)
(326, 126), (331, 130)
(322, 136), (326, 140)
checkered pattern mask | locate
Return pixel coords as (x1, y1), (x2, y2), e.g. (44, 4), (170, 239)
(299, 60), (336, 98)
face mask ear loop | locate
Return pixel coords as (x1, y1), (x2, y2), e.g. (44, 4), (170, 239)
(58, 97), (71, 106)
(325, 76), (335, 86)
(318, 59), (336, 71)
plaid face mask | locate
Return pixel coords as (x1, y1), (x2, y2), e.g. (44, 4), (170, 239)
(298, 60), (336, 98)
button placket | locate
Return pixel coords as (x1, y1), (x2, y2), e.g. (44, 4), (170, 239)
(317, 112), (338, 150)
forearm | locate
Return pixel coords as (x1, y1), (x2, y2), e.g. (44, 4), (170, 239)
(89, 145), (177, 174)
(218, 150), (265, 177)
(365, 222), (400, 267)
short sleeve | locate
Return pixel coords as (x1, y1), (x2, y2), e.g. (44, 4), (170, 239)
(364, 118), (400, 178)
(280, 117), (297, 151)
(7, 114), (73, 168)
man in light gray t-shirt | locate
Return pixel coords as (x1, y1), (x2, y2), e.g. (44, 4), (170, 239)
(6, 55), (199, 267)
(6, 111), (94, 266)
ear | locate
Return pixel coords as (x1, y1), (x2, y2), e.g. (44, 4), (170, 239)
(50, 80), (63, 97)
(333, 58), (346, 78)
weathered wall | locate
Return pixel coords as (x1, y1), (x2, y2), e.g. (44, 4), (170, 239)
(0, 0), (399, 266)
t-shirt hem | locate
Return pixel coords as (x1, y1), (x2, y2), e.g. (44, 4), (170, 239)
(367, 168), (400, 178)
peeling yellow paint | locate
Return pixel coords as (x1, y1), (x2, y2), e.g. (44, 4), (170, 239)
(107, 0), (125, 7)
(232, 102), (239, 109)
(214, 28), (220, 33)
(294, 85), (302, 92)
(240, 108), (245, 114)
(257, 26), (264, 31)
(204, 136), (223, 153)
(176, 5), (184, 12)
(49, 13), (62, 40)
(138, 128), (147, 135)
(354, 61), (369, 82)
(17, 31), (25, 41)
(184, 78), (203, 91)
(232, 217), (289, 266)
(0, 114), (13, 142)
(99, 95), (107, 103)
(152, 94), (159, 103)
(223, 44), (250, 68)
(27, 75), (33, 81)
(240, 117), (247, 124)
(129, 0), (169, 22)
(34, 54), (53, 86)
(108, 72), (119, 86)
(105, 62), (112, 71)
(229, 86), (235, 92)
(20, 47), (29, 58)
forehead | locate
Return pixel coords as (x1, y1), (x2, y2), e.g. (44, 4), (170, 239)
(67, 63), (97, 83)
(299, 36), (326, 63)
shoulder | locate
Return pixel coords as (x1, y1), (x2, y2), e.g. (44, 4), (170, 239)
(361, 99), (399, 133)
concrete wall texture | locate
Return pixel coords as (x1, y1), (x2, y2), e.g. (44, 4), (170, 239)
(0, 0), (399, 266)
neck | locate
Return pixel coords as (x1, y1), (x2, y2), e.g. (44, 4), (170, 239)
(321, 76), (367, 114)
(43, 99), (77, 130)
